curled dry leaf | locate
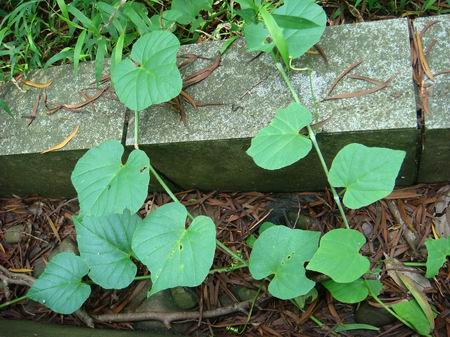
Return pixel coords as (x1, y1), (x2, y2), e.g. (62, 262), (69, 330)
(41, 125), (80, 154)
(384, 256), (431, 293)
(22, 79), (53, 89)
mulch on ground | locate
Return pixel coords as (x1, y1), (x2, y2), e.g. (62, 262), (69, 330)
(0, 184), (449, 336)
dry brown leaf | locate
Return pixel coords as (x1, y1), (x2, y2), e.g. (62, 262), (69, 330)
(41, 125), (79, 154)
(23, 79), (53, 89)
(385, 256), (431, 293)
(8, 268), (33, 273)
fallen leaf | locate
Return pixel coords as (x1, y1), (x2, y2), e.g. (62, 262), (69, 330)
(8, 268), (33, 273)
(324, 60), (362, 97)
(23, 79), (53, 89)
(41, 125), (79, 154)
(385, 257), (431, 293)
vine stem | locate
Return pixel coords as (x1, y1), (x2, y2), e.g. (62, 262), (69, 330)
(274, 62), (350, 229)
(0, 295), (28, 310)
(134, 110), (140, 149)
(365, 282), (413, 330)
(135, 112), (247, 267)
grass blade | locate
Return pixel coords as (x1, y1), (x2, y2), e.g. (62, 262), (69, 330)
(73, 30), (87, 76)
(112, 30), (125, 70)
(0, 99), (13, 117)
(45, 47), (73, 68)
(68, 4), (98, 33)
(335, 323), (379, 332)
(56, 0), (69, 20)
(95, 39), (107, 86)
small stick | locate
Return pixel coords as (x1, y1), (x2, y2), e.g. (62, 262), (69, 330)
(93, 299), (264, 329)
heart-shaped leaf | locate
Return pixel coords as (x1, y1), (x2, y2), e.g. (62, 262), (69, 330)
(71, 140), (150, 217)
(249, 225), (320, 299)
(111, 31), (182, 111)
(132, 202), (216, 296)
(27, 252), (90, 314)
(273, 0), (326, 58)
(74, 211), (141, 289)
(307, 229), (370, 283)
(425, 237), (449, 278)
(247, 102), (312, 170)
(244, 23), (274, 53)
(170, 0), (212, 25)
(322, 278), (383, 304)
(328, 143), (406, 209)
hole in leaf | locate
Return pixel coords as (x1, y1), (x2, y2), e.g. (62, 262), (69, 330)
(140, 166), (148, 173)
(179, 244), (183, 251)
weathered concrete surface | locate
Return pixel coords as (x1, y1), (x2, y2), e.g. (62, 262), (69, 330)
(128, 18), (418, 191)
(414, 16), (450, 183)
(0, 62), (126, 197)
(0, 320), (179, 337)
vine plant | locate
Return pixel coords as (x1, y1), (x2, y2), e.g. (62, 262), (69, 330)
(1, 1), (446, 335)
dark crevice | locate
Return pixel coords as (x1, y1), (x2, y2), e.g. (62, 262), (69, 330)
(407, 18), (425, 185)
(121, 109), (130, 146)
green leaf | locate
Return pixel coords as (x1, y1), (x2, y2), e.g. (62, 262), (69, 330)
(328, 143), (406, 209)
(307, 229), (370, 283)
(334, 323), (379, 333)
(322, 278), (383, 304)
(111, 31), (182, 111)
(259, 221), (276, 234)
(273, 0), (326, 58)
(27, 252), (90, 314)
(425, 237), (449, 278)
(71, 140), (150, 217)
(0, 99), (12, 116)
(293, 287), (318, 309)
(272, 14), (321, 30)
(392, 300), (433, 336)
(247, 102), (312, 170)
(73, 30), (86, 77)
(249, 225), (320, 299)
(244, 23), (274, 53)
(259, 7), (289, 67)
(132, 202), (216, 296)
(170, 0), (212, 25)
(74, 211), (141, 289)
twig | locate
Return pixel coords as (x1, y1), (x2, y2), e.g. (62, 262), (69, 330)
(93, 298), (266, 329)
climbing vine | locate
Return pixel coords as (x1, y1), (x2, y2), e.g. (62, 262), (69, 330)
(1, 1), (447, 336)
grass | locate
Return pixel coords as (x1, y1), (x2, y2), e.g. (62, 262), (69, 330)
(0, 0), (448, 82)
